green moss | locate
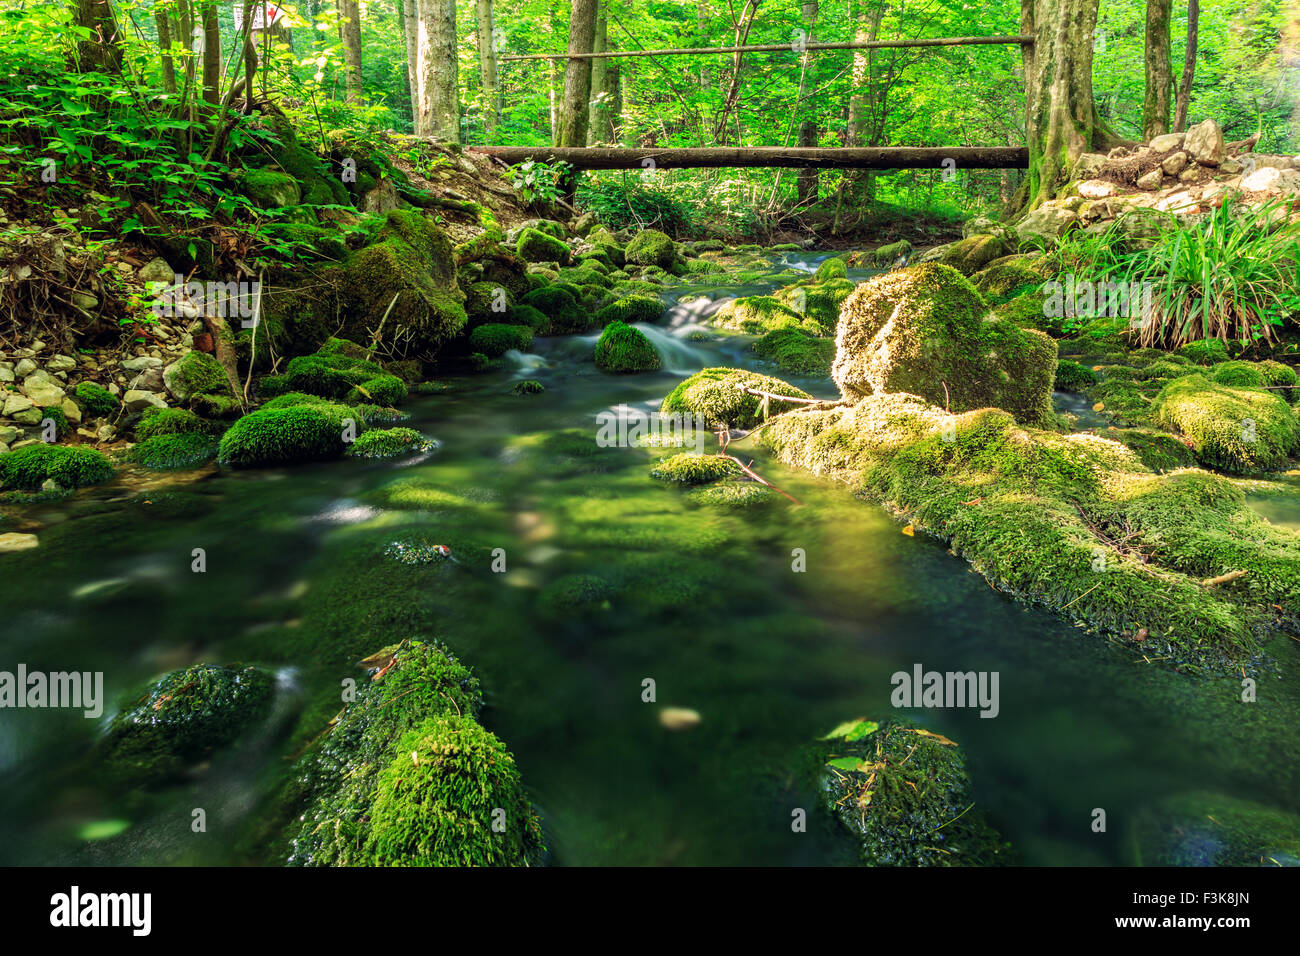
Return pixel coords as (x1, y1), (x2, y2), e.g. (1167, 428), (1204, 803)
(1176, 338), (1231, 365)
(73, 381), (118, 417)
(711, 294), (803, 335)
(594, 295), (663, 326)
(650, 453), (741, 484)
(468, 323), (533, 357)
(516, 227), (571, 265)
(813, 256), (848, 281)
(1054, 359), (1099, 392)
(364, 715), (545, 866)
(241, 168), (300, 208)
(868, 239), (912, 264)
(972, 262), (1043, 305)
(834, 264), (1058, 427)
(512, 379), (545, 395)
(938, 234), (1010, 274)
(815, 719), (1011, 866)
(39, 406), (70, 438)
(135, 407), (207, 441)
(661, 367), (812, 429)
(100, 663), (274, 784)
(0, 444), (114, 490)
(504, 304), (550, 332)
(1151, 374), (1300, 474)
(753, 327), (835, 376)
(347, 374), (408, 406)
(1110, 428), (1198, 471)
(625, 229), (677, 269)
(217, 404), (357, 468)
(686, 481), (774, 509)
(129, 433), (220, 470)
(538, 573), (613, 614)
(594, 321), (661, 373)
(346, 427), (435, 459)
(520, 285), (586, 334)
(559, 265), (611, 289)
(165, 350), (230, 401)
(1129, 791), (1300, 866)
(1209, 360), (1268, 388)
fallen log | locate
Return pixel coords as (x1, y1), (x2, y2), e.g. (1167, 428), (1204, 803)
(466, 145), (1029, 171)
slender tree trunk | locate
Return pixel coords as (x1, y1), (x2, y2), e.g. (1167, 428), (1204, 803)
(198, 0), (221, 105)
(416, 0), (460, 143)
(588, 2), (609, 144)
(155, 3), (177, 93)
(558, 0), (598, 147)
(549, 59), (560, 142)
(714, 0), (760, 143)
(401, 0), (420, 131)
(1021, 0), (1124, 210)
(1173, 0), (1198, 132)
(846, 0), (884, 200)
(1143, 0), (1173, 138)
(475, 0), (500, 141)
(338, 0), (364, 105)
(72, 0), (123, 74)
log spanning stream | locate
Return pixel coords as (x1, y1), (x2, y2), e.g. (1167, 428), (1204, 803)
(1, 253), (1298, 866)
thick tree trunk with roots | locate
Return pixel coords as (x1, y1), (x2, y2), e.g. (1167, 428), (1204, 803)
(338, 0), (363, 106)
(1020, 0), (1127, 211)
(558, 0), (598, 148)
(71, 0), (123, 74)
(1143, 0), (1172, 138)
(416, 0), (460, 143)
(475, 0), (501, 141)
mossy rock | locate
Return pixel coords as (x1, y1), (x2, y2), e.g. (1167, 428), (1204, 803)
(712, 295), (804, 335)
(346, 427), (435, 459)
(1055, 359), (1099, 392)
(73, 381), (118, 417)
(866, 239), (912, 264)
(1151, 374), (1300, 474)
(538, 573), (613, 615)
(649, 453), (741, 484)
(347, 374), (407, 406)
(463, 280), (512, 322)
(1110, 428), (1198, 471)
(1176, 338), (1231, 366)
(135, 407), (208, 441)
(100, 663), (275, 785)
(753, 327), (835, 377)
(812, 256), (848, 281)
(337, 209), (467, 354)
(128, 432), (220, 470)
(217, 404), (357, 468)
(594, 321), (660, 373)
(504, 304), (550, 333)
(1209, 359), (1298, 396)
(937, 234), (1010, 275)
(520, 284), (587, 334)
(468, 323), (533, 357)
(240, 168), (301, 208)
(972, 261), (1044, 305)
(0, 444), (114, 491)
(1129, 792), (1300, 866)
(834, 263), (1058, 427)
(773, 277), (855, 331)
(815, 718), (1011, 866)
(686, 482), (774, 509)
(625, 229), (677, 269)
(164, 350), (232, 403)
(516, 227), (571, 265)
(594, 295), (663, 326)
(661, 367), (812, 430)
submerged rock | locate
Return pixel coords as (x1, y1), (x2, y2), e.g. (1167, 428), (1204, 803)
(832, 264), (1057, 427)
(660, 367), (812, 430)
(1129, 791), (1300, 866)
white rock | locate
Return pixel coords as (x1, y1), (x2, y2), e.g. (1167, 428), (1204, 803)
(1161, 151), (1188, 176)
(123, 389), (167, 412)
(1136, 168), (1164, 190)
(121, 356), (163, 373)
(2, 394), (35, 416)
(1184, 118), (1225, 166)
(1149, 133), (1184, 152)
(1241, 166), (1300, 193)
(0, 533), (39, 553)
(1077, 179), (1119, 199)
(61, 397), (82, 425)
(46, 354), (76, 372)
(14, 358), (37, 377)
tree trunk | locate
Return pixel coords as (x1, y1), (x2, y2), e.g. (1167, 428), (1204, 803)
(1022, 0), (1123, 210)
(796, 122), (818, 203)
(155, 3), (177, 93)
(416, 0), (460, 143)
(587, 2), (609, 145)
(1173, 0), (1198, 132)
(1143, 0), (1172, 139)
(469, 145), (1029, 169)
(401, 0), (420, 131)
(72, 0), (123, 74)
(199, 0), (221, 105)
(846, 0), (884, 201)
(338, 0), (364, 105)
(475, 0), (500, 141)
(558, 0), (598, 148)
(713, 0), (760, 143)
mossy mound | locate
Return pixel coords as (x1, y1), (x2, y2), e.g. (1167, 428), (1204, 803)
(512, 379), (545, 395)
(971, 261), (1043, 305)
(1176, 338), (1231, 365)
(100, 663), (275, 784)
(625, 229), (677, 269)
(504, 304), (549, 332)
(1208, 359), (1298, 396)
(1129, 792), (1300, 866)
(833, 263), (1057, 428)
(812, 256), (848, 281)
(538, 573), (614, 615)
(1055, 359), (1099, 392)
(711, 294), (804, 335)
(265, 346), (387, 399)
(346, 427), (435, 459)
(129, 433), (221, 470)
(594, 321), (661, 373)
(937, 234), (1010, 274)
(285, 640), (543, 867)
(1109, 428), (1198, 471)
(753, 326), (835, 376)
(73, 381), (118, 417)
(135, 407), (208, 441)
(686, 481), (774, 509)
(660, 367), (813, 429)
(520, 284), (586, 334)
(217, 403), (357, 468)
(650, 453), (741, 484)
(1151, 374), (1300, 474)
(815, 718), (1010, 866)
(594, 295), (663, 326)
(336, 210), (467, 354)
(772, 277), (855, 331)
(0, 444), (114, 491)
(516, 227), (571, 265)
(164, 350), (232, 403)
(760, 391), (1300, 669)
(468, 323), (533, 357)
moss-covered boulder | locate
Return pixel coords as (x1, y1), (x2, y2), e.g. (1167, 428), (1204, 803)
(73, 381), (118, 417)
(1128, 792), (1300, 866)
(217, 403), (357, 468)
(938, 234), (1010, 274)
(240, 169), (301, 208)
(649, 453), (741, 484)
(520, 284), (586, 334)
(813, 256), (848, 281)
(712, 295), (805, 335)
(815, 718), (1011, 866)
(972, 261), (1044, 305)
(625, 229), (677, 269)
(832, 263), (1057, 427)
(0, 444), (114, 491)
(594, 295), (663, 326)
(753, 327), (835, 376)
(135, 407), (208, 441)
(337, 209), (467, 354)
(100, 663), (275, 784)
(1054, 359), (1099, 392)
(162, 350), (232, 404)
(128, 432), (221, 470)
(1176, 338), (1231, 365)
(516, 227), (571, 265)
(1151, 374), (1300, 474)
(594, 321), (660, 373)
(660, 367), (812, 429)
(468, 323), (533, 357)
(773, 277), (855, 331)
(346, 427), (435, 459)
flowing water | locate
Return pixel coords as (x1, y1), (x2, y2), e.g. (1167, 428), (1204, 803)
(3, 254), (1299, 866)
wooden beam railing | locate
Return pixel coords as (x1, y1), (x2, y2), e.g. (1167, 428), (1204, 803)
(468, 145), (1029, 170)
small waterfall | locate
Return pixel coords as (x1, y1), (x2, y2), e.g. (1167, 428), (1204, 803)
(632, 322), (712, 375)
(503, 348), (549, 375)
